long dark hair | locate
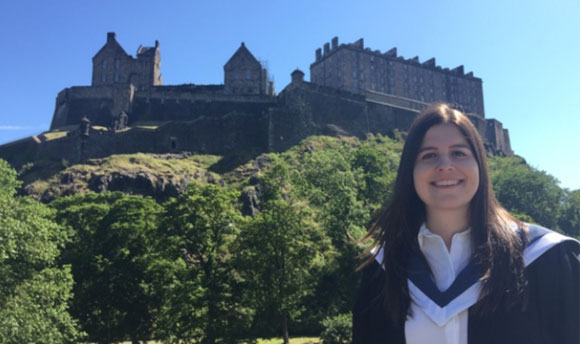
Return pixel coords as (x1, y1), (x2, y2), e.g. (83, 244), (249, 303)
(362, 103), (526, 326)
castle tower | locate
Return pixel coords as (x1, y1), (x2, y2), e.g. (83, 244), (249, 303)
(224, 43), (273, 95)
(134, 40), (163, 88)
(91, 32), (162, 89)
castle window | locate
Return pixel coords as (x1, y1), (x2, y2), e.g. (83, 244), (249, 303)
(234, 71), (239, 80)
(114, 74), (120, 82)
(246, 70), (251, 80)
(115, 59), (120, 69)
(102, 60), (108, 69)
(101, 74), (107, 82)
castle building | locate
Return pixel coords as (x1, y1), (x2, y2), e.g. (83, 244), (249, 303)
(310, 37), (485, 116)
(224, 43), (274, 95)
(92, 32), (162, 90)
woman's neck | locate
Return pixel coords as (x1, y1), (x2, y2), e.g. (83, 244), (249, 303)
(425, 208), (470, 250)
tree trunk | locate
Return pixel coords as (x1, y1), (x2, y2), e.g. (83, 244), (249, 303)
(282, 313), (290, 344)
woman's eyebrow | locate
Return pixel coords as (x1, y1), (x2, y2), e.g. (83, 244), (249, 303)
(418, 146), (437, 152)
(419, 143), (469, 152)
(450, 143), (470, 149)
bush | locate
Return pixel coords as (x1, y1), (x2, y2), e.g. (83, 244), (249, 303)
(320, 313), (352, 344)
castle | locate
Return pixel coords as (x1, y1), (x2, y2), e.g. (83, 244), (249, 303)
(0, 33), (512, 168)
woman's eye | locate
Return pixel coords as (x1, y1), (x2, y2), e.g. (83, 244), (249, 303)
(421, 152), (436, 160)
(452, 150), (467, 157)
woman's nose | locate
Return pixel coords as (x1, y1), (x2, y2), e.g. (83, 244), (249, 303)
(436, 154), (454, 171)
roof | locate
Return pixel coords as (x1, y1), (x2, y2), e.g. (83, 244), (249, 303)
(92, 33), (130, 60)
(137, 46), (156, 57)
(224, 42), (261, 68)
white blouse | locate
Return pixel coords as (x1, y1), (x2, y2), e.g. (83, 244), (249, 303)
(405, 224), (472, 344)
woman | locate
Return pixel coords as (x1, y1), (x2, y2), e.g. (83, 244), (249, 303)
(353, 103), (579, 344)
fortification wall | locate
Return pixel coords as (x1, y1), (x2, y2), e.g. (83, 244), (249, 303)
(269, 82), (418, 152)
(50, 85), (135, 129)
(131, 87), (275, 122)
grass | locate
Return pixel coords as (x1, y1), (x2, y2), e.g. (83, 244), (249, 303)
(113, 337), (320, 344)
(132, 121), (172, 130)
(257, 337), (320, 344)
(41, 131), (69, 141)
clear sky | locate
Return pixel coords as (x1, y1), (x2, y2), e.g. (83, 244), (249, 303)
(0, 1), (578, 190)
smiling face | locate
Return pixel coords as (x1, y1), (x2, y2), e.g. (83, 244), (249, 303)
(413, 123), (480, 216)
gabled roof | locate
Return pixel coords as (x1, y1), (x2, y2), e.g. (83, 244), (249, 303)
(92, 32), (130, 60)
(224, 42), (261, 68)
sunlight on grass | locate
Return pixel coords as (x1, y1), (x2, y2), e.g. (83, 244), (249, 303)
(257, 337), (320, 344)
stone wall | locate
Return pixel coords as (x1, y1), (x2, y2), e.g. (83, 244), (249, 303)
(50, 85), (135, 129)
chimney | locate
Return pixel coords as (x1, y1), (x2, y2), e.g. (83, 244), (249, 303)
(316, 48), (322, 61)
(107, 32), (116, 43)
(331, 36), (338, 50)
(422, 58), (435, 67)
(323, 43), (330, 55)
(155, 40), (159, 48)
(452, 65), (464, 75)
(385, 47), (397, 57)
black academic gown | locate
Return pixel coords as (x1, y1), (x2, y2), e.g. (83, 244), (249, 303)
(353, 225), (580, 344)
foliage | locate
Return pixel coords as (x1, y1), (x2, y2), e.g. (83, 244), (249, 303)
(489, 156), (564, 229)
(0, 159), (83, 343)
(320, 313), (352, 344)
(559, 189), (580, 238)
(51, 192), (163, 343)
(238, 197), (332, 342)
(156, 183), (249, 344)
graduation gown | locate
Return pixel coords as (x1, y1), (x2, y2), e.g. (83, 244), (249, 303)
(353, 225), (580, 344)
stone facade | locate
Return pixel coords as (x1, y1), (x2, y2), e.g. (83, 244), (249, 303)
(224, 43), (274, 95)
(92, 32), (162, 90)
(310, 37), (485, 116)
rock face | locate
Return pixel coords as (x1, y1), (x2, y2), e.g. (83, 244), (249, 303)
(20, 152), (276, 204)
(25, 169), (197, 203)
(20, 153), (226, 203)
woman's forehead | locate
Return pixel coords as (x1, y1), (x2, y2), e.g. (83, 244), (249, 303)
(420, 124), (468, 147)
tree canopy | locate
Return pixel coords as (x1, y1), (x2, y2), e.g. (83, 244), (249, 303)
(0, 159), (82, 343)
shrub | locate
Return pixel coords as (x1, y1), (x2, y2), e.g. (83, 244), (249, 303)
(320, 313), (352, 344)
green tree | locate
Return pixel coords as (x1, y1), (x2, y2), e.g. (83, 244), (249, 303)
(238, 199), (331, 343)
(490, 156), (564, 228)
(559, 189), (580, 238)
(51, 192), (163, 343)
(0, 159), (82, 343)
(157, 183), (249, 344)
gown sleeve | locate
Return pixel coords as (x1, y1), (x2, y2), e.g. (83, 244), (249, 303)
(352, 261), (405, 344)
(540, 240), (580, 344)
(352, 261), (377, 344)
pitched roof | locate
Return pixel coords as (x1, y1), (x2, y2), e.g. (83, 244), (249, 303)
(137, 46), (156, 57)
(92, 32), (130, 60)
(224, 42), (261, 68)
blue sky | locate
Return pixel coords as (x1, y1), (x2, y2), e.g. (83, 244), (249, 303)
(0, 1), (578, 190)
